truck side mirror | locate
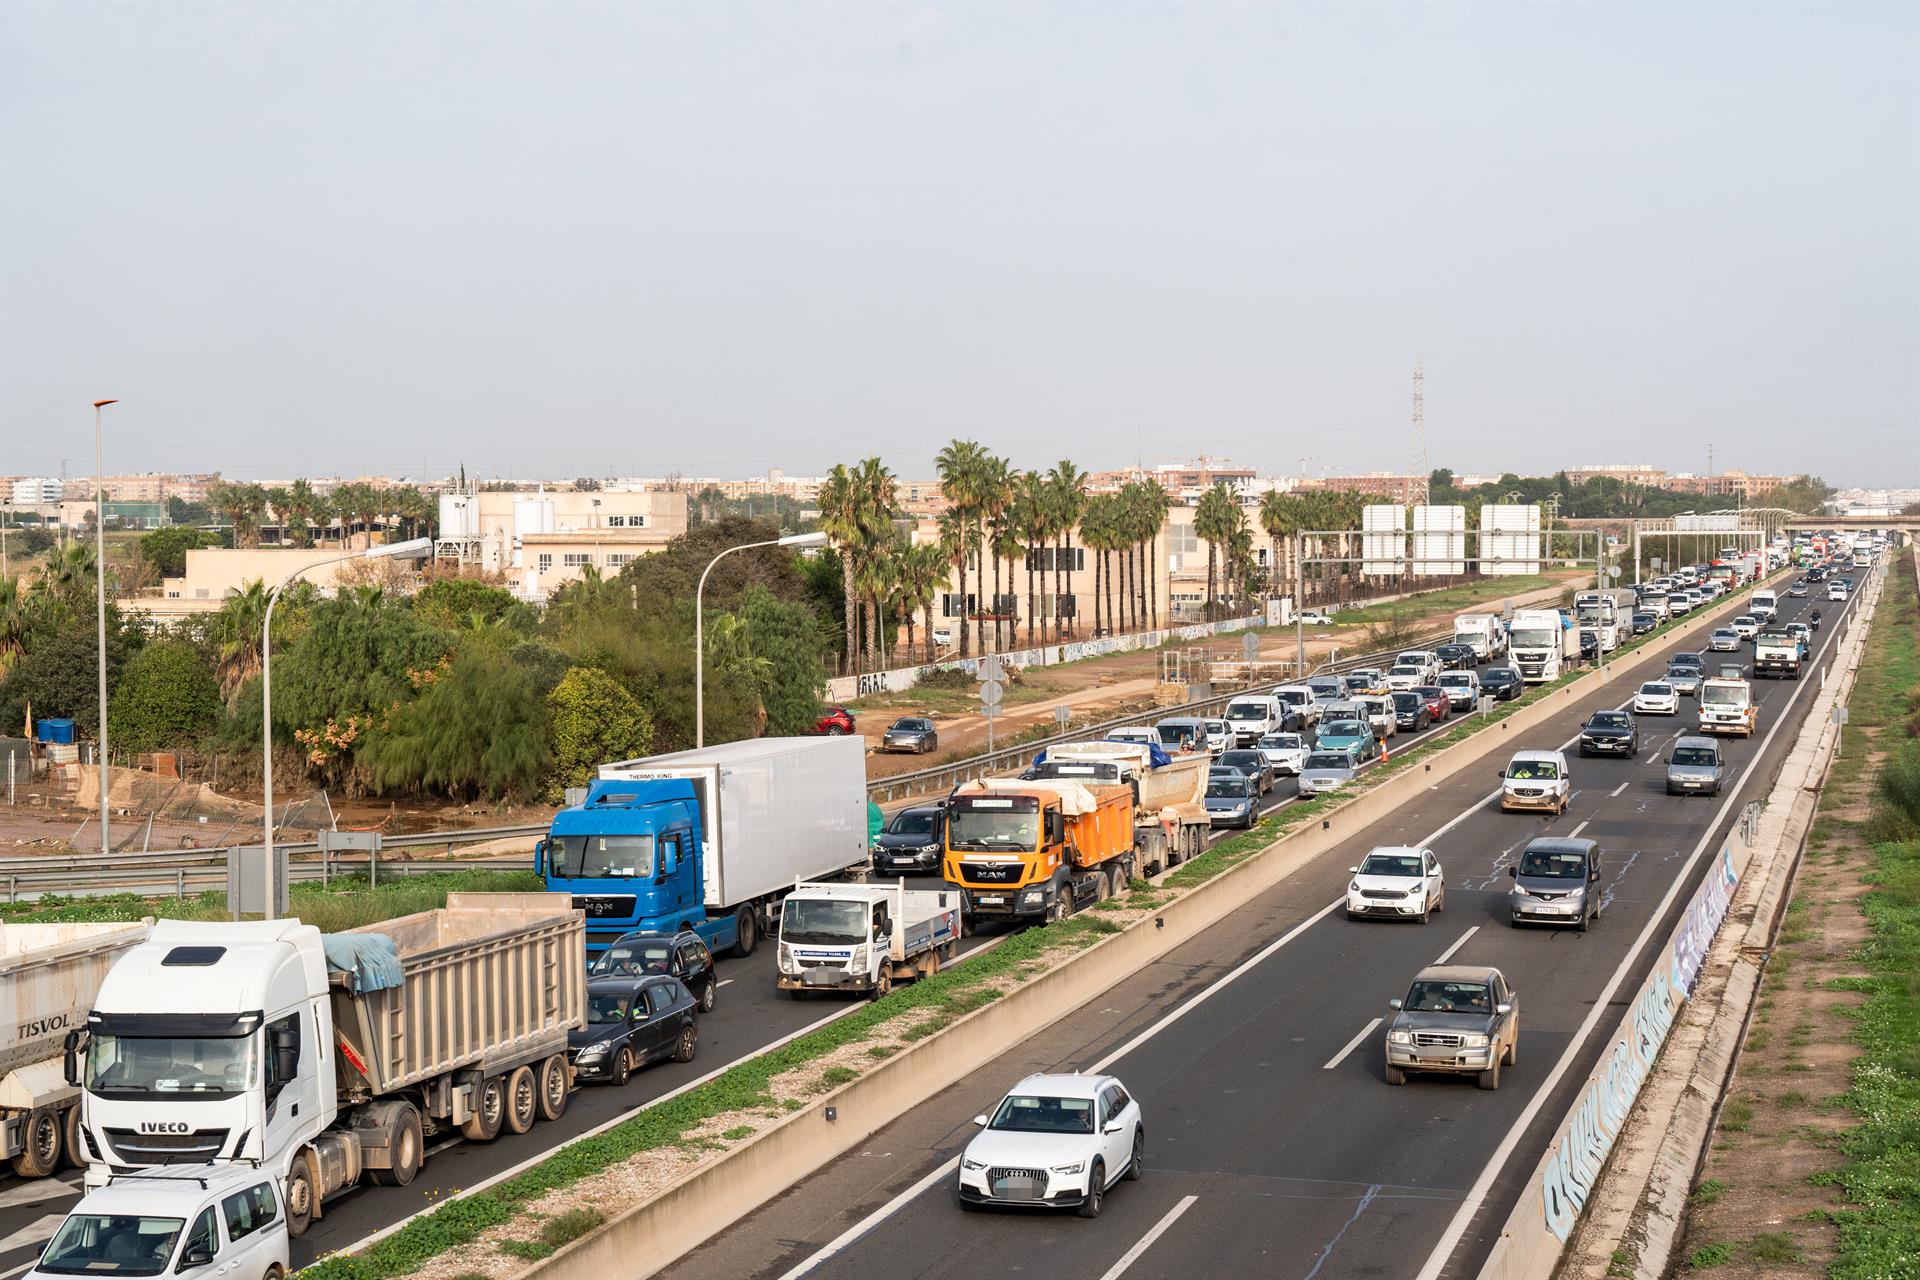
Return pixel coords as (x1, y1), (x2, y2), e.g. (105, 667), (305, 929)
(533, 838), (547, 877)
(272, 1028), (298, 1083)
(1589, 868), (1600, 882)
(1496, 1003), (1513, 1016)
(1388, 998), (1403, 1010)
(63, 1029), (82, 1088)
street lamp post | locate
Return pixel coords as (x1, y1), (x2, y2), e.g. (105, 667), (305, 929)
(259, 536), (431, 918)
(696, 531), (828, 748)
(92, 399), (117, 854)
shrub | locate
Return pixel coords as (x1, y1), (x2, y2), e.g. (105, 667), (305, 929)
(545, 667), (653, 802)
(107, 639), (221, 752)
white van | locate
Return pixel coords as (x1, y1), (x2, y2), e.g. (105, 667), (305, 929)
(1748, 589), (1778, 622)
(1498, 749), (1571, 815)
(27, 1164), (288, 1280)
(1223, 694), (1287, 745)
(1270, 685), (1321, 728)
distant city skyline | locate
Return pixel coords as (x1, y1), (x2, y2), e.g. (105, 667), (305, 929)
(3, 4), (1914, 488)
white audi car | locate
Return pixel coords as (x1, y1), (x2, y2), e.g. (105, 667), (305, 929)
(958, 1073), (1144, 1217)
(1633, 681), (1679, 716)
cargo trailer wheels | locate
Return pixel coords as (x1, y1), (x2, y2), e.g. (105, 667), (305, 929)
(9, 1106), (62, 1178)
(538, 1054), (570, 1121)
(504, 1065), (539, 1135)
(731, 906), (759, 957)
(461, 1076), (506, 1142)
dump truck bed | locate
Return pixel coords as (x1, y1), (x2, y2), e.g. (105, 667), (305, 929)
(1, 921), (153, 1080)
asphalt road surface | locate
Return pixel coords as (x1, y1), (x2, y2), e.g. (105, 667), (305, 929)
(665, 580), (1862, 1280)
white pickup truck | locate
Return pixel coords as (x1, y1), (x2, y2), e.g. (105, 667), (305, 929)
(776, 881), (960, 999)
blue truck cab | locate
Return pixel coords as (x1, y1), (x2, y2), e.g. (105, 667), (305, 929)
(537, 778), (737, 956)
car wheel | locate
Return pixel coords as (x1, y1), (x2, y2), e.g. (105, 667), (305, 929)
(1477, 1060), (1501, 1091)
(1577, 908), (1591, 934)
(1077, 1160), (1106, 1218)
(700, 977), (718, 1013)
(1384, 1064), (1406, 1086)
(1419, 903), (1431, 925)
(672, 1020), (699, 1063)
(611, 1046), (634, 1086)
(1505, 1032), (1518, 1067)
(1125, 1127), (1145, 1181)
(826, 725), (848, 735)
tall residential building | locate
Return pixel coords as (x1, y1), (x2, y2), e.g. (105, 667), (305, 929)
(9, 477), (63, 505)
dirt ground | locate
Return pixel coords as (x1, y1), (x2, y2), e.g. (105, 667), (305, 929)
(1667, 730), (1884, 1276)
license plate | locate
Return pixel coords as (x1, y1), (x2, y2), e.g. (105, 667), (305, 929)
(977, 895), (1005, 905)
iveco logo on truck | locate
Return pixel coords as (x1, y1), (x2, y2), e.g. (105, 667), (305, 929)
(139, 1122), (192, 1134)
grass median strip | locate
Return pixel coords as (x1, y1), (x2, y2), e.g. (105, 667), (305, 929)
(302, 594), (1747, 1278)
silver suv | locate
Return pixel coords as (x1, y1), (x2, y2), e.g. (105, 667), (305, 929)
(1384, 965), (1520, 1090)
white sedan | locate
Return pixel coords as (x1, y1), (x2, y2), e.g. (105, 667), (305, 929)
(1634, 681), (1679, 716)
(958, 1073), (1143, 1217)
(1255, 732), (1309, 776)
(1346, 846), (1446, 923)
(1385, 665), (1426, 693)
(1730, 614), (1761, 640)
(1298, 609), (1336, 625)
(1827, 583), (1848, 601)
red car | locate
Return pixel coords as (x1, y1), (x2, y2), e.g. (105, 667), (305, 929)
(1414, 687), (1451, 722)
(814, 706), (856, 736)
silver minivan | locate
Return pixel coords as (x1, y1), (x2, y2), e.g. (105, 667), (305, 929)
(1508, 837), (1602, 930)
(28, 1164), (288, 1280)
(1666, 736), (1726, 796)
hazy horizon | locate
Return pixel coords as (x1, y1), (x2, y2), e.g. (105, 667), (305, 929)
(3, 2), (1915, 488)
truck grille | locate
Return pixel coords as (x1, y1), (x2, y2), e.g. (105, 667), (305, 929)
(1413, 1032), (1463, 1048)
(987, 1167), (1048, 1200)
(960, 863), (1021, 884)
(103, 1128), (229, 1163)
(571, 895), (637, 920)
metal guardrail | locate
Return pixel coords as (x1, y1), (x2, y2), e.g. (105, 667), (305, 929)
(2, 856), (538, 904)
(863, 626), (1457, 803)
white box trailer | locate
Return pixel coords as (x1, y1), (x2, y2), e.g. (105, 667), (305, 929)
(1, 921), (153, 1177)
(776, 881), (961, 998)
(599, 735), (870, 912)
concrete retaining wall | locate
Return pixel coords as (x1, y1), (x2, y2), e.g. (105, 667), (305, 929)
(510, 579), (1774, 1280)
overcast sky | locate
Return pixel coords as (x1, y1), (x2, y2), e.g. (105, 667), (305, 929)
(3, 2), (1915, 487)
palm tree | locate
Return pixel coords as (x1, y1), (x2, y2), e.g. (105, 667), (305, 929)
(1259, 490), (1300, 611)
(263, 487), (292, 546)
(935, 440), (988, 655)
(816, 465), (864, 675)
(907, 541), (948, 663)
(1014, 471), (1051, 647)
(977, 456), (1013, 651)
(1047, 461), (1088, 641)
(0, 577), (28, 676)
(350, 485), (383, 550)
(991, 495), (1024, 652)
(853, 544), (895, 674)
(1136, 478), (1171, 629)
(213, 580), (270, 703)
(284, 479), (319, 548)
(1193, 484), (1240, 619)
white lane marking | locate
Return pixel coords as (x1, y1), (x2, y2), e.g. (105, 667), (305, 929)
(1432, 926), (1479, 965)
(719, 979), (735, 987)
(343, 936), (1010, 1260)
(777, 897), (1346, 1279)
(1610, 780), (1631, 796)
(0, 1213), (65, 1256)
(0, 1175), (82, 1213)
(1567, 820), (1590, 838)
(1097, 1194), (1200, 1280)
(1323, 1017), (1384, 1071)
(1412, 579), (1862, 1280)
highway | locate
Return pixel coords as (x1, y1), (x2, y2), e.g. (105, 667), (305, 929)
(665, 580), (1861, 1280)
(0, 578), (1845, 1278)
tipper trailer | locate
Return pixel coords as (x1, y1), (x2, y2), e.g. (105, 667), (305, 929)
(70, 894), (585, 1237)
(1026, 740), (1211, 873)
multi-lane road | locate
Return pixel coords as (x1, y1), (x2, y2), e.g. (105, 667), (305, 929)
(0, 574), (1855, 1279)
(667, 579), (1862, 1280)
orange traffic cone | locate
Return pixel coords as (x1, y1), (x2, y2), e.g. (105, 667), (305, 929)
(1380, 738), (1390, 763)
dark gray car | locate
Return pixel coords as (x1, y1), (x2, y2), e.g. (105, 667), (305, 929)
(1508, 837), (1602, 930)
(1383, 964), (1519, 1090)
(1666, 737), (1726, 796)
(1216, 749), (1275, 795)
(872, 804), (945, 873)
(1204, 773), (1259, 827)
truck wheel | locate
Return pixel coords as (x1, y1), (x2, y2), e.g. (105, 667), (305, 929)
(9, 1107), (62, 1178)
(1091, 871), (1111, 904)
(503, 1065), (538, 1136)
(672, 1020), (699, 1063)
(63, 1103), (85, 1170)
(1477, 1060), (1502, 1091)
(1047, 899), (1068, 925)
(537, 1054), (569, 1122)
(731, 907), (759, 957)
(284, 1158), (317, 1237)
(368, 1105), (423, 1186)
(1384, 1064), (1406, 1086)
(461, 1076), (506, 1142)
(869, 970), (893, 1002)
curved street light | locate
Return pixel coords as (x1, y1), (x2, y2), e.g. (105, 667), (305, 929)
(696, 531), (828, 747)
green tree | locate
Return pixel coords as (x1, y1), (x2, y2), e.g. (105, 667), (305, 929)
(108, 640), (221, 753)
(139, 526), (221, 578)
(360, 643), (550, 801)
(1048, 461), (1089, 640)
(166, 496), (213, 527)
(738, 586), (828, 735)
(1193, 484), (1241, 617)
(544, 666), (653, 801)
(936, 439), (989, 655)
(412, 578), (526, 632)
(0, 611), (141, 738)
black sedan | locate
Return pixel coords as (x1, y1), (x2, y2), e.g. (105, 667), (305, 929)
(882, 717), (940, 754)
(1578, 710), (1640, 757)
(570, 976), (699, 1085)
(590, 928), (719, 1012)
(1479, 667), (1524, 702)
(1391, 691), (1431, 732)
(872, 804), (945, 875)
(1434, 644), (1479, 671)
(1216, 750), (1276, 796)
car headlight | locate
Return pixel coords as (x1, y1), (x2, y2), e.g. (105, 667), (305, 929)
(577, 1047), (607, 1061)
(1348, 881), (1360, 893)
(1050, 1161), (1085, 1175)
(1388, 1030), (1412, 1045)
(961, 1157), (986, 1172)
(1460, 1034), (1490, 1048)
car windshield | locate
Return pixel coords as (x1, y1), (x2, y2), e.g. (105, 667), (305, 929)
(1589, 713), (1630, 728)
(1518, 848), (1587, 878)
(1360, 853), (1422, 877)
(1640, 683), (1671, 696)
(551, 833), (655, 880)
(1673, 747), (1719, 767)
(1307, 680), (1343, 697)
(1323, 721), (1367, 738)
(989, 1093), (1096, 1134)
(1392, 693), (1420, 710)
(1304, 753), (1352, 771)
(1440, 675), (1470, 686)
(1506, 759), (1560, 781)
(779, 898), (869, 945)
(37, 1214), (186, 1277)
(591, 940), (673, 976)
(1220, 753), (1262, 768)
(1259, 734), (1303, 750)
(1404, 981), (1493, 1013)
(1207, 779), (1250, 798)
(1155, 725), (1195, 746)
(886, 809), (937, 836)
(1672, 654), (1703, 668)
(1390, 665), (1420, 676)
(85, 1034), (256, 1099)
(1226, 702), (1271, 720)
(890, 719), (930, 732)
(1713, 630), (1737, 641)
(586, 991), (634, 1023)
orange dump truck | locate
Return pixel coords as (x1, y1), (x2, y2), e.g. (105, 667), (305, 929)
(943, 778), (1139, 927)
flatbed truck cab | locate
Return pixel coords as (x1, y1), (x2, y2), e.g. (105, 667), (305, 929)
(944, 779), (1138, 926)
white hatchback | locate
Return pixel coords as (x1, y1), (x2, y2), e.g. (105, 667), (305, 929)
(1634, 681), (1679, 716)
(958, 1073), (1144, 1217)
(1347, 846), (1446, 923)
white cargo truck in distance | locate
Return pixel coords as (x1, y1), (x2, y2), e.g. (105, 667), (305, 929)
(1453, 614), (1506, 661)
(1573, 589), (1635, 652)
(2, 921), (152, 1178)
(70, 895), (585, 1238)
(776, 881), (960, 999)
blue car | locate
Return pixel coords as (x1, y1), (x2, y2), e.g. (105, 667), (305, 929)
(1316, 719), (1380, 764)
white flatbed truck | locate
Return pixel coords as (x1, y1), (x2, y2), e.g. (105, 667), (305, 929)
(776, 881), (960, 999)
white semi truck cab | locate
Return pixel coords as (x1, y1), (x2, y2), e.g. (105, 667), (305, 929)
(1508, 609), (1575, 683)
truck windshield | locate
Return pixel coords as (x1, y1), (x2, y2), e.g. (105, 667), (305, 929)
(550, 834), (655, 879)
(780, 899), (868, 945)
(37, 1214), (186, 1277)
(1509, 628), (1557, 648)
(86, 1034), (256, 1099)
(1702, 687), (1745, 706)
(947, 806), (1040, 851)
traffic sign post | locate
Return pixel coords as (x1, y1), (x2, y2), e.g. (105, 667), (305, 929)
(979, 665), (1005, 751)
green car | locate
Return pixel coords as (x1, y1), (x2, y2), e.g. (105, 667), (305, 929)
(1315, 720), (1380, 764)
